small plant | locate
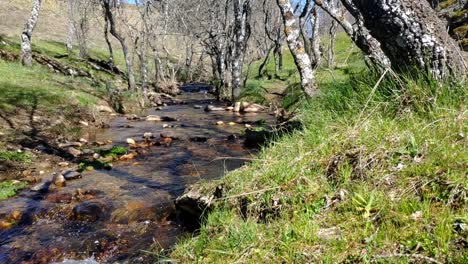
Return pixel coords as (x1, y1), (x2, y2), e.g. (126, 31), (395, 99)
(352, 192), (377, 220)
(0, 151), (31, 163)
(96, 146), (128, 158)
(0, 181), (28, 200)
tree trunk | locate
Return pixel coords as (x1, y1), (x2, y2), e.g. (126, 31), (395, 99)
(66, 0), (74, 53)
(310, 7), (322, 69)
(318, 0), (391, 68)
(328, 19), (337, 68)
(347, 0), (466, 77)
(21, 0), (42, 66)
(258, 44), (275, 77)
(103, 15), (114, 67)
(102, 0), (136, 91)
(276, 0), (317, 97)
(231, 0), (251, 102)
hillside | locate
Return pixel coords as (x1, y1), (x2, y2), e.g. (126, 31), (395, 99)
(169, 35), (468, 263)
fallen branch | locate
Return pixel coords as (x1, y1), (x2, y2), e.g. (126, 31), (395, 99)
(214, 186), (281, 201)
(372, 253), (442, 264)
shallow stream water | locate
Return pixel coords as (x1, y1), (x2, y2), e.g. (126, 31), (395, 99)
(0, 84), (273, 263)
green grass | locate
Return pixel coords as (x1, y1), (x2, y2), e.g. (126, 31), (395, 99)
(0, 151), (31, 163)
(0, 180), (28, 200)
(97, 145), (128, 158)
(169, 34), (467, 263)
(241, 32), (365, 106)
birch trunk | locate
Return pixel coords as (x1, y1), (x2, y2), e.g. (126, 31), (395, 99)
(231, 0), (251, 102)
(21, 0), (42, 66)
(276, 0), (317, 97)
(347, 0), (466, 77)
(310, 7), (322, 69)
(317, 0), (391, 68)
(66, 0), (74, 53)
(328, 19), (337, 68)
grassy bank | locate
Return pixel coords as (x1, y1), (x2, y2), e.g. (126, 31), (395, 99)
(169, 37), (467, 262)
(0, 35), (120, 183)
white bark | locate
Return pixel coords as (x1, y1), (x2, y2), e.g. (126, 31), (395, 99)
(66, 0), (74, 53)
(347, 0), (466, 77)
(21, 0), (42, 66)
(276, 0), (317, 97)
(318, 0), (391, 69)
(231, 0), (251, 102)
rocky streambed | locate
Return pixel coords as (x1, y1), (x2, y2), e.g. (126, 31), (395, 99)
(0, 84), (275, 263)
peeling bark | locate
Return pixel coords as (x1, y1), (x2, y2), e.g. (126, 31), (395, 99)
(276, 0), (317, 97)
(21, 0), (42, 66)
(66, 0), (74, 53)
(317, 0), (391, 68)
(348, 0), (466, 77)
(231, 0), (251, 102)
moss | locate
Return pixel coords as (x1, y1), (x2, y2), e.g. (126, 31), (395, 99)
(453, 25), (468, 38)
(0, 151), (31, 163)
(438, 0), (458, 9)
(0, 181), (28, 200)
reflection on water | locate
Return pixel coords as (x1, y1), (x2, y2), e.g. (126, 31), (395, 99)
(0, 86), (274, 263)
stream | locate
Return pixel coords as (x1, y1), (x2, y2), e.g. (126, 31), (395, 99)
(0, 84), (274, 263)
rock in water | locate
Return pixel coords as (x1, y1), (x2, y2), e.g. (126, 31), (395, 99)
(243, 103), (264, 113)
(146, 115), (162, 122)
(126, 138), (136, 145)
(67, 147), (82, 157)
(160, 132), (179, 140)
(53, 174), (66, 187)
(62, 170), (82, 180)
(193, 105), (203, 109)
(234, 102), (242, 112)
(31, 180), (51, 193)
(72, 201), (105, 222)
(204, 105), (225, 112)
(143, 132), (154, 139)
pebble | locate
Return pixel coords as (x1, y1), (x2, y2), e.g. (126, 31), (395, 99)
(53, 174), (66, 187)
(58, 162), (70, 167)
(146, 115), (162, 122)
(216, 121), (224, 125)
(62, 170), (82, 180)
(126, 138), (136, 145)
(67, 147), (82, 157)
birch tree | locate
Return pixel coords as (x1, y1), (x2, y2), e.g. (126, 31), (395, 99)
(345, 0), (466, 78)
(276, 0), (317, 97)
(21, 0), (43, 66)
(231, 0), (252, 101)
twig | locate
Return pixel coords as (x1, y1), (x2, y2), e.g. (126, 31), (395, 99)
(214, 186), (281, 201)
(211, 157), (256, 162)
(355, 68), (389, 124)
(372, 253), (442, 264)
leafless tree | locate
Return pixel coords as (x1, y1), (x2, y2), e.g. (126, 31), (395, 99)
(231, 0), (252, 101)
(276, 0), (317, 97)
(21, 0), (43, 66)
(101, 0), (136, 91)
